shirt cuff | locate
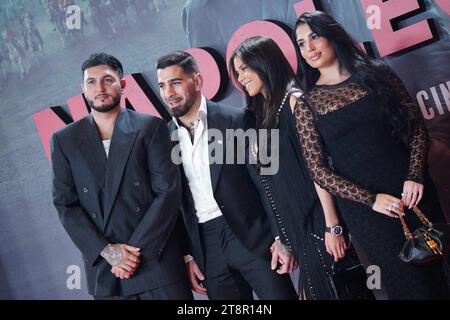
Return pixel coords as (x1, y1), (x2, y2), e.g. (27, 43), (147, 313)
(184, 254), (194, 264)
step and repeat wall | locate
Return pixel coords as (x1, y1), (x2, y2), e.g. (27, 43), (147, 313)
(0, 0), (449, 299)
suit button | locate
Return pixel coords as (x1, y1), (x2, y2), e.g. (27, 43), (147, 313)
(92, 212), (97, 218)
(134, 180), (140, 187)
(220, 205), (225, 210)
(83, 187), (88, 193)
(135, 207), (141, 213)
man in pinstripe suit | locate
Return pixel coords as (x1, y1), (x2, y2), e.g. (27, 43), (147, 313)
(51, 52), (193, 300)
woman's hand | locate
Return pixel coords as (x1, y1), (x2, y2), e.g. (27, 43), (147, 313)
(372, 194), (405, 218)
(402, 181), (424, 209)
(324, 232), (347, 262)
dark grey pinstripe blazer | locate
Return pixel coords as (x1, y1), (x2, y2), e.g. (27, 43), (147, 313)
(51, 108), (185, 297)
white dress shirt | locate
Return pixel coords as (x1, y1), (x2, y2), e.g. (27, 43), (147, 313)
(173, 96), (222, 223)
(102, 139), (111, 158)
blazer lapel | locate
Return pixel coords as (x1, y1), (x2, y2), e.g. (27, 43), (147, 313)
(103, 110), (138, 226)
(207, 102), (229, 193)
(169, 120), (197, 219)
(78, 114), (107, 191)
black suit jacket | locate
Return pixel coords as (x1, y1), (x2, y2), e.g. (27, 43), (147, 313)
(51, 109), (185, 297)
(168, 101), (277, 271)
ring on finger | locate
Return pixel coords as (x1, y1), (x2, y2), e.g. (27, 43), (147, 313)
(388, 204), (393, 212)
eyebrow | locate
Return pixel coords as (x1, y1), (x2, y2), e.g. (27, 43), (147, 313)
(158, 77), (183, 85)
(297, 31), (315, 42)
(235, 62), (246, 70)
(85, 74), (114, 81)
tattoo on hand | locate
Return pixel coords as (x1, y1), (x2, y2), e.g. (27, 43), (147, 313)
(101, 244), (123, 266)
(275, 240), (292, 256)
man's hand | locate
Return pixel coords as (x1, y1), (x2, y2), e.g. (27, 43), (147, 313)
(101, 243), (141, 278)
(270, 240), (297, 274)
(185, 259), (207, 295)
(111, 265), (134, 279)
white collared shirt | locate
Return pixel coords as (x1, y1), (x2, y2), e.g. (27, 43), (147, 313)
(173, 96), (222, 223)
(102, 139), (111, 158)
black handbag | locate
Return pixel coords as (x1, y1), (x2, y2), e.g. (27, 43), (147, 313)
(327, 245), (375, 300)
(398, 206), (450, 265)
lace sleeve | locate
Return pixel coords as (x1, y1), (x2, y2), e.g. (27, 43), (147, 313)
(294, 97), (377, 207)
(386, 68), (428, 183)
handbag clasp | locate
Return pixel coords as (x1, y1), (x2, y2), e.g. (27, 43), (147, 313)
(423, 231), (442, 255)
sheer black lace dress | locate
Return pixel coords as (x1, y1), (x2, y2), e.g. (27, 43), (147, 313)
(294, 68), (450, 299)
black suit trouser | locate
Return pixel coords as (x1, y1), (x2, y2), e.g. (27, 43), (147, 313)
(199, 216), (297, 300)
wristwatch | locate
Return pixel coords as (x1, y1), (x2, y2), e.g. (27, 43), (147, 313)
(325, 225), (343, 236)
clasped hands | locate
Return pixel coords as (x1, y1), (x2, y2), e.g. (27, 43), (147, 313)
(270, 239), (297, 274)
(372, 180), (424, 218)
(101, 243), (141, 279)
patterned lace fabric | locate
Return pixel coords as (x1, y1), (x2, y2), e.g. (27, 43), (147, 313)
(387, 70), (428, 183)
(293, 68), (427, 207)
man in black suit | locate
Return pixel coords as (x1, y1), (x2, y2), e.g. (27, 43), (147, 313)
(156, 51), (297, 300)
(51, 53), (193, 300)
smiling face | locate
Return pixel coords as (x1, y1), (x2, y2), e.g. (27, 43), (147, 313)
(233, 56), (267, 98)
(295, 23), (337, 70)
(82, 65), (124, 113)
(157, 65), (202, 118)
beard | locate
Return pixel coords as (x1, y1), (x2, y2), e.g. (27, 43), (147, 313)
(86, 95), (121, 113)
(170, 95), (196, 118)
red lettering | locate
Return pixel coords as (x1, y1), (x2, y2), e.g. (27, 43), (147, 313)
(33, 107), (71, 161)
(121, 73), (168, 120)
(67, 95), (89, 121)
(186, 48), (227, 101)
(361, 0), (434, 57)
(293, 0), (319, 17)
(435, 0), (450, 15)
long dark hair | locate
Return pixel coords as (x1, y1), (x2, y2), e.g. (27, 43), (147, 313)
(293, 11), (410, 145)
(229, 36), (297, 130)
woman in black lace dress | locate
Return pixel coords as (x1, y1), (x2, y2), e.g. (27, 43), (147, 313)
(293, 11), (449, 299)
(229, 36), (364, 299)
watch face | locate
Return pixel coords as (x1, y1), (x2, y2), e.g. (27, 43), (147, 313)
(332, 226), (343, 235)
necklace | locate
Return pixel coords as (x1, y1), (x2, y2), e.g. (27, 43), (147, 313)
(188, 118), (200, 131)
(187, 118), (200, 143)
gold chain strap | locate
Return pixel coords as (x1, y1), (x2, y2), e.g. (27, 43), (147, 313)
(399, 215), (413, 239)
(412, 206), (433, 228)
(400, 206), (434, 239)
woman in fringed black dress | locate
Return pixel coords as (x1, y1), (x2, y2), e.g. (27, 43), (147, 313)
(229, 36), (366, 299)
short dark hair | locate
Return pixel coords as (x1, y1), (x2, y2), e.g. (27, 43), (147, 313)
(156, 51), (199, 74)
(81, 52), (123, 78)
